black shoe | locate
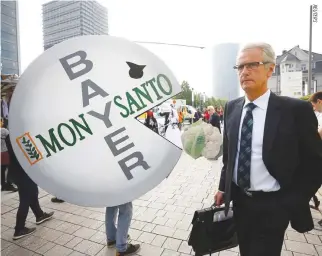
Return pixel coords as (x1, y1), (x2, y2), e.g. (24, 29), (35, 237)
(116, 244), (140, 256)
(13, 227), (36, 240)
(2, 183), (18, 192)
(51, 197), (64, 203)
(108, 234), (130, 248)
(7, 184), (18, 192)
(36, 212), (54, 225)
(310, 200), (321, 210)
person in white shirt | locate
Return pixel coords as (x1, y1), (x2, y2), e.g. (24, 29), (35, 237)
(309, 92), (322, 217)
(310, 92), (322, 138)
(214, 42), (322, 256)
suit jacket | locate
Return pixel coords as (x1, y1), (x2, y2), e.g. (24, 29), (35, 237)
(219, 93), (322, 233)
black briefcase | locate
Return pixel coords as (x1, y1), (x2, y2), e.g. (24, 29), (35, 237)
(188, 204), (238, 256)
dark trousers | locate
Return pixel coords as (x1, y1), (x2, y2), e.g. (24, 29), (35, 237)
(232, 184), (289, 256)
(164, 119), (169, 132)
(313, 195), (320, 207)
(15, 176), (43, 232)
(3, 118), (8, 128)
(1, 165), (7, 186)
(1, 165), (14, 186)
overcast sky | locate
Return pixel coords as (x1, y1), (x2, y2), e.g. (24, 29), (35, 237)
(18, 0), (322, 94)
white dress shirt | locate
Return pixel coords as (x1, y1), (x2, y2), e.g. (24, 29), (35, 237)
(233, 90), (281, 192)
(316, 111), (322, 129)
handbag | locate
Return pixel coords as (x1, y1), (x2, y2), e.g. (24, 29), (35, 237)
(188, 204), (238, 256)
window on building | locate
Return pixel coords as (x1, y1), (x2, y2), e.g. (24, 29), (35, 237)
(1, 40), (17, 52)
(2, 1), (16, 10)
(2, 59), (18, 70)
(1, 22), (17, 35)
(1, 66), (19, 75)
(301, 64), (306, 71)
(1, 13), (16, 26)
(1, 4), (16, 18)
(1, 50), (18, 60)
(1, 31), (17, 43)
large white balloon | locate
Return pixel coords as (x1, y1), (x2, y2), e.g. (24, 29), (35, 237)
(9, 35), (182, 207)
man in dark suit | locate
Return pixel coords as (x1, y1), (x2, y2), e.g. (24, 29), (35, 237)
(214, 42), (322, 256)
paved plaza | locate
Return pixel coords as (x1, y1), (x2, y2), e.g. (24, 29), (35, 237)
(2, 153), (322, 256)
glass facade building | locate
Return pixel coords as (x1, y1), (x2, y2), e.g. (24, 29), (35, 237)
(1, 0), (21, 75)
(212, 43), (242, 100)
(42, 0), (108, 50)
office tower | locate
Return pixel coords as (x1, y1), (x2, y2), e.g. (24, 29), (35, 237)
(212, 43), (241, 100)
(42, 0), (108, 50)
(1, 0), (21, 75)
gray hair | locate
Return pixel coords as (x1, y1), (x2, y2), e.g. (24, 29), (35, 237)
(237, 42), (276, 64)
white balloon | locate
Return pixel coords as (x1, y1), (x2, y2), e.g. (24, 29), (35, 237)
(9, 35), (182, 207)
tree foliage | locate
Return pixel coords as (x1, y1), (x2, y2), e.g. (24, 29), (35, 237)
(300, 94), (312, 101)
(175, 81), (193, 105)
(174, 81), (227, 110)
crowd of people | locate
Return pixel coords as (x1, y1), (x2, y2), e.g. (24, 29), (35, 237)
(197, 105), (224, 125)
(142, 104), (225, 135)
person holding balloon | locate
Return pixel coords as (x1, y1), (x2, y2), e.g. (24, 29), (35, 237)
(105, 203), (140, 255)
(5, 135), (54, 240)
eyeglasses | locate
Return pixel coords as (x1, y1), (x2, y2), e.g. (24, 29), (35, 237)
(233, 62), (270, 72)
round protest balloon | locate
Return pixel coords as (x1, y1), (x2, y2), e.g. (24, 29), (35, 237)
(9, 35), (182, 207)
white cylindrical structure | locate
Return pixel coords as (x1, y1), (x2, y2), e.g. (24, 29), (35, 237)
(212, 43), (242, 100)
(191, 89), (194, 106)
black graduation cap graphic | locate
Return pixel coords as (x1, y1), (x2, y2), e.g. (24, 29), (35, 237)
(126, 62), (146, 79)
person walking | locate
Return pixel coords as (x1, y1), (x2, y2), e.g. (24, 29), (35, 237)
(219, 106), (224, 124)
(178, 110), (184, 130)
(310, 91), (322, 139)
(193, 108), (202, 123)
(5, 134), (54, 240)
(203, 108), (210, 123)
(144, 110), (159, 134)
(214, 42), (322, 256)
(208, 106), (221, 133)
(208, 106), (222, 160)
(1, 118), (17, 192)
(309, 92), (322, 223)
(105, 203), (140, 256)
